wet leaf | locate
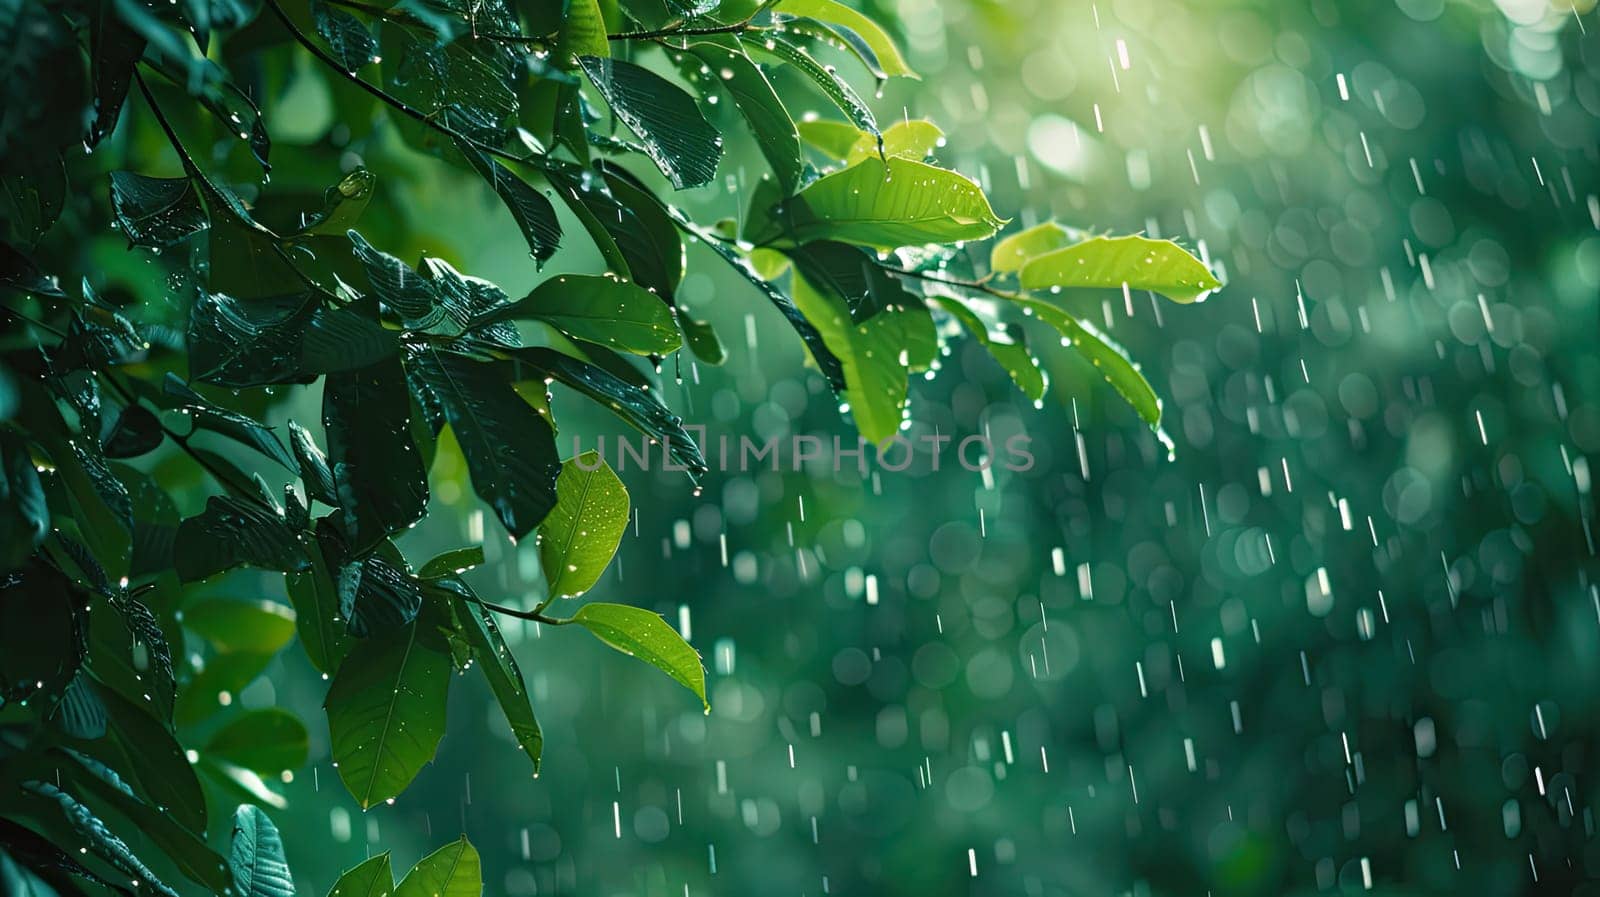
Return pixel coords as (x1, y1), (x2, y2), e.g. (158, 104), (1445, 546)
(539, 453), (628, 598)
(579, 56), (724, 189)
(324, 356), (429, 554)
(433, 580), (542, 773)
(205, 709), (310, 774)
(229, 806), (293, 897)
(1012, 295), (1161, 426)
(327, 854), (392, 897)
(394, 837), (478, 897)
(477, 274), (680, 355)
(779, 156), (1004, 249)
(174, 495), (309, 581)
(569, 603), (706, 710)
(1016, 234), (1221, 304)
(108, 172), (207, 248)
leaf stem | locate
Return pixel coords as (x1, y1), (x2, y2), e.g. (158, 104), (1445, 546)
(474, 596), (568, 626)
(609, 21), (754, 41)
(882, 264), (1023, 302)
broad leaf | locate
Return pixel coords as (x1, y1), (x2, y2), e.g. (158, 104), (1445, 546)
(797, 118), (867, 159)
(103, 404), (163, 458)
(229, 806), (294, 897)
(294, 169), (376, 237)
(845, 119), (942, 164)
(164, 376), (298, 471)
(175, 650), (277, 726)
(311, 0), (377, 72)
(325, 615), (452, 808)
(394, 837), (478, 897)
(540, 453), (628, 598)
(932, 294), (1046, 402)
(477, 274), (680, 355)
(686, 38), (802, 193)
(284, 540), (350, 676)
(570, 603), (707, 710)
(989, 221), (1077, 274)
(19, 780), (180, 897)
(786, 240), (919, 323)
(324, 356), (430, 554)
(95, 684), (208, 834)
(457, 142), (561, 265)
(408, 348), (561, 540)
(86, 589), (176, 723)
(418, 546), (485, 579)
(779, 157), (1004, 249)
(205, 709), (310, 774)
(578, 56), (723, 190)
(341, 552), (425, 637)
(1016, 234), (1221, 304)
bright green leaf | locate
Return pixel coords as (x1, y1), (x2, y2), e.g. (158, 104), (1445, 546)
(478, 274), (681, 355)
(1017, 234), (1221, 304)
(327, 854), (393, 897)
(539, 453), (629, 598)
(1012, 296), (1162, 427)
(570, 603), (707, 711)
(774, 0), (917, 78)
(780, 157), (1005, 249)
(418, 546), (485, 580)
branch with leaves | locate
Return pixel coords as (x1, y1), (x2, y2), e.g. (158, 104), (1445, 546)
(0, 0), (1219, 894)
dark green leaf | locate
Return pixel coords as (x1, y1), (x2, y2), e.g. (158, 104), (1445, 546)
(578, 56), (724, 189)
(175, 650), (275, 726)
(685, 38), (803, 193)
(342, 552), (424, 638)
(395, 837), (478, 897)
(408, 348), (561, 540)
(324, 356), (429, 554)
(457, 142), (561, 265)
(96, 683), (208, 833)
(103, 405), (163, 459)
(164, 376), (299, 471)
(18, 781), (179, 897)
(49, 673), (107, 739)
(188, 291), (399, 388)
(86, 588), (177, 724)
(0, 560), (86, 705)
(288, 421), (337, 507)
(433, 580), (542, 773)
(932, 294), (1046, 402)
(418, 546), (485, 579)
(284, 539), (349, 676)
(787, 239), (919, 323)
(751, 35), (878, 138)
(174, 495), (309, 581)
(311, 0), (378, 72)
(109, 172), (207, 248)
(0, 431), (48, 569)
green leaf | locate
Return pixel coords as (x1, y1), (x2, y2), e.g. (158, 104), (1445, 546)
(788, 272), (918, 444)
(325, 615), (453, 808)
(408, 348), (561, 541)
(555, 0), (609, 63)
(175, 650), (276, 726)
(327, 854), (392, 897)
(578, 56), (724, 190)
(96, 683), (208, 834)
(288, 420), (337, 507)
(773, 0), (917, 78)
(506, 347), (706, 477)
(592, 163), (685, 301)
(284, 540), (349, 676)
(779, 156), (1005, 249)
(324, 355), (430, 554)
(0, 431), (48, 570)
(342, 552), (425, 638)
(686, 38), (802, 193)
(108, 172), (207, 248)
(433, 580), (542, 773)
(456, 142), (561, 266)
(164, 376), (299, 471)
(539, 453), (628, 599)
(1016, 234), (1221, 304)
(394, 837), (478, 897)
(569, 603), (707, 711)
(418, 546), (485, 580)
(205, 709), (310, 774)
(175, 496), (309, 581)
(678, 313), (726, 365)
(478, 274), (680, 355)
(988, 221), (1077, 274)
(293, 168), (377, 237)
(1012, 296), (1162, 427)
(103, 404), (164, 458)
(932, 294), (1046, 402)
(229, 806), (294, 897)
(86, 589), (177, 724)
(50, 673), (107, 739)
(183, 598), (297, 655)
(311, 0), (378, 72)
(845, 118), (942, 164)
(751, 36), (877, 138)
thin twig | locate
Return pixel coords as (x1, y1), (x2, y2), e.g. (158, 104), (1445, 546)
(885, 265), (1022, 301)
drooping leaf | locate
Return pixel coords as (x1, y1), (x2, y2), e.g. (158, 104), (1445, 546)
(49, 672), (107, 739)
(932, 294), (1046, 402)
(569, 603), (706, 710)
(507, 347), (706, 477)
(678, 312), (726, 365)
(288, 421), (337, 507)
(432, 580), (542, 773)
(326, 854), (392, 897)
(685, 37), (802, 193)
(183, 598), (297, 655)
(477, 274), (680, 355)
(456, 142), (561, 265)
(324, 356), (429, 554)
(325, 615), (453, 808)
(787, 272), (914, 443)
(778, 156), (1004, 249)
(578, 56), (724, 189)
(774, 0), (917, 78)
(108, 172), (207, 248)
(751, 36), (877, 138)
(1012, 295), (1162, 426)
(205, 708), (310, 774)
(417, 546), (484, 580)
(87, 2), (144, 148)
(539, 453), (628, 599)
(394, 837), (478, 897)
(293, 168), (377, 237)
(229, 806), (294, 897)
(174, 495), (309, 581)
(164, 376), (298, 471)
(593, 162), (685, 300)
(1016, 234), (1222, 303)
(407, 348), (561, 540)
(786, 239), (919, 323)
(284, 540), (349, 676)
(103, 405), (163, 459)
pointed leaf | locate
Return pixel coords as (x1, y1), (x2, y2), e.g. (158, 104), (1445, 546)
(989, 221), (1077, 274)
(108, 172), (207, 248)
(457, 142), (561, 265)
(433, 580), (542, 773)
(780, 156), (1004, 249)
(686, 38), (802, 193)
(1013, 296), (1162, 426)
(578, 56), (723, 189)
(751, 36), (877, 137)
(342, 552), (425, 638)
(394, 837), (478, 897)
(324, 356), (429, 554)
(774, 0), (917, 78)
(478, 274), (680, 355)
(229, 806), (294, 897)
(174, 495), (309, 581)
(311, 0), (378, 72)
(327, 854), (392, 897)
(932, 294), (1046, 402)
(285, 540), (350, 676)
(845, 119), (942, 164)
(570, 603), (706, 710)
(539, 453), (628, 599)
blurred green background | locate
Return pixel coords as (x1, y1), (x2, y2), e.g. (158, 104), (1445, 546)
(53, 0), (1600, 894)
